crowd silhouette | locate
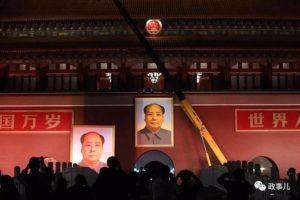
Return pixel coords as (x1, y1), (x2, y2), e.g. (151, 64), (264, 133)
(5, 155), (297, 200)
(217, 168), (255, 200)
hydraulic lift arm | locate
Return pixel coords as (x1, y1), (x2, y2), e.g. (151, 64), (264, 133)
(113, 0), (227, 165)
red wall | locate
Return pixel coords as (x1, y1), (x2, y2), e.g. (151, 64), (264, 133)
(0, 133), (70, 175)
(0, 94), (299, 178)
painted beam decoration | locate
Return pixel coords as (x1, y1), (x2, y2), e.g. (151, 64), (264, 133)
(235, 109), (300, 132)
(0, 110), (73, 133)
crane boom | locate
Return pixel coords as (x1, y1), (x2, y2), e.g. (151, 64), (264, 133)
(113, 0), (227, 165)
(180, 99), (227, 164)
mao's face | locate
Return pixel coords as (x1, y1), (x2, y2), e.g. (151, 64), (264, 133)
(81, 133), (103, 163)
(144, 104), (164, 131)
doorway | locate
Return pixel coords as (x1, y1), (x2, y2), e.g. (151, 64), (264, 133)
(133, 150), (175, 174)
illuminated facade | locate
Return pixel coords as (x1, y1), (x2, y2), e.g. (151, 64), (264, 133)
(0, 0), (300, 177)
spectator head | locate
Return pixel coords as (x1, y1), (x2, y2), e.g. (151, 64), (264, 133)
(107, 156), (121, 170)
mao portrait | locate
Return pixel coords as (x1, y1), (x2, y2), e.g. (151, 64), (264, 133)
(71, 125), (115, 173)
(135, 97), (174, 147)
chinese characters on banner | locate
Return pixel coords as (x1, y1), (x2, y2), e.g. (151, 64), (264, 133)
(0, 110), (73, 133)
(236, 109), (300, 132)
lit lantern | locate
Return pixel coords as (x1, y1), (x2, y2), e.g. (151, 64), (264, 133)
(145, 19), (162, 35)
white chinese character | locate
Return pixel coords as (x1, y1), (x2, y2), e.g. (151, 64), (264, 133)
(45, 114), (61, 129)
(275, 183), (283, 190)
(282, 182), (291, 191)
(272, 113), (288, 128)
(22, 114), (38, 129)
(268, 183), (276, 191)
(0, 114), (15, 129)
(248, 112), (264, 128)
(296, 114), (300, 127)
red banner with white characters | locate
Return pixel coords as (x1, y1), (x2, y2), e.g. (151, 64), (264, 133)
(235, 109), (300, 132)
(0, 110), (73, 176)
(0, 110), (73, 133)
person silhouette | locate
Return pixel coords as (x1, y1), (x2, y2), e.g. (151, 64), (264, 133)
(67, 174), (94, 200)
(0, 175), (20, 200)
(175, 169), (203, 200)
(20, 157), (53, 200)
(217, 168), (255, 200)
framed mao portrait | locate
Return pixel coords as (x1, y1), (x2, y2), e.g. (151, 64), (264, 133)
(135, 97), (174, 147)
(71, 125), (115, 172)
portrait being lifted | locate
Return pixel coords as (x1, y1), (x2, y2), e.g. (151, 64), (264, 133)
(71, 125), (115, 173)
(135, 97), (174, 147)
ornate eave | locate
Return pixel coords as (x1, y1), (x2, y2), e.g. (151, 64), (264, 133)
(1, 18), (300, 50)
(1, 47), (300, 66)
(0, 0), (300, 76)
(1, 0), (300, 20)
